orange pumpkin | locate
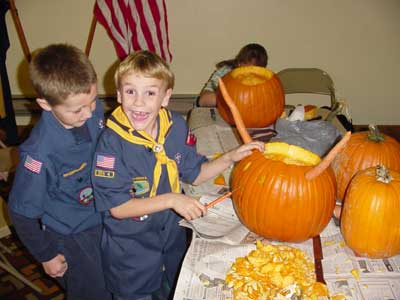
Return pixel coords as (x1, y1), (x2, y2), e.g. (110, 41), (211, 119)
(332, 125), (400, 202)
(218, 78), (350, 242)
(341, 165), (400, 258)
(216, 66), (284, 128)
(231, 142), (337, 242)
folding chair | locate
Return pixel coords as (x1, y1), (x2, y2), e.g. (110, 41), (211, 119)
(277, 68), (353, 133)
(277, 68), (337, 109)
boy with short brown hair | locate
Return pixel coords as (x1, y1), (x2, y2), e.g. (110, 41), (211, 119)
(8, 43), (111, 300)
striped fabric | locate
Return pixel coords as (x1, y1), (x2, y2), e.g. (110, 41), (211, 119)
(94, 0), (172, 62)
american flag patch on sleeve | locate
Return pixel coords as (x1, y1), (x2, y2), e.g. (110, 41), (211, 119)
(96, 154), (115, 169)
(24, 155), (43, 174)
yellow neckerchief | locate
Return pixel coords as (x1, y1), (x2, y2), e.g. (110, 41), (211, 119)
(107, 106), (179, 197)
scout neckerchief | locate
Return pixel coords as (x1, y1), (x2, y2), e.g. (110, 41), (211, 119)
(107, 106), (179, 197)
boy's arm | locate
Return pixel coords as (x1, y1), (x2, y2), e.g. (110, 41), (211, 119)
(109, 192), (206, 221)
(10, 212), (68, 277)
(192, 141), (265, 185)
(9, 211), (59, 262)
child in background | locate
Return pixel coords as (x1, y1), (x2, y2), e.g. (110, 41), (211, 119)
(8, 44), (111, 300)
(198, 43), (268, 107)
(92, 50), (264, 300)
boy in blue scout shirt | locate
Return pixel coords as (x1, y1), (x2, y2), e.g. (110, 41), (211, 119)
(8, 44), (111, 300)
(92, 50), (264, 300)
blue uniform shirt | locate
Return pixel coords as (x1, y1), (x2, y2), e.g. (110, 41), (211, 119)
(92, 110), (207, 297)
(8, 99), (105, 235)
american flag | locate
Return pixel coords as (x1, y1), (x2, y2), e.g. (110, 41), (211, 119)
(94, 0), (172, 62)
(96, 154), (116, 169)
(24, 155), (43, 174)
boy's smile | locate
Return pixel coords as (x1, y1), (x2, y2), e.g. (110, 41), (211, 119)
(117, 73), (171, 138)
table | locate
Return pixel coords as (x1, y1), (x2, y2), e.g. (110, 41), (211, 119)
(174, 108), (400, 300)
(174, 218), (400, 300)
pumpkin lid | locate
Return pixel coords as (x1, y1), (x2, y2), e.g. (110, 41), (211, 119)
(230, 66), (274, 86)
(264, 142), (321, 166)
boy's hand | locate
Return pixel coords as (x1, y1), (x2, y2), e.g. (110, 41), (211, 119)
(170, 193), (207, 221)
(228, 141), (265, 162)
(42, 254), (68, 278)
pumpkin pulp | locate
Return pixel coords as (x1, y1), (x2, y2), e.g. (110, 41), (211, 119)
(230, 66), (273, 86)
(264, 142), (321, 166)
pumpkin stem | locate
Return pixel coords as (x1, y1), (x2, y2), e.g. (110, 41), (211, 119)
(218, 78), (253, 144)
(367, 124), (385, 142)
(376, 165), (392, 183)
(305, 131), (351, 180)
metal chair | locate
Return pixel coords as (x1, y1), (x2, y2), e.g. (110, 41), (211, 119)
(277, 68), (337, 109)
(277, 68), (353, 135)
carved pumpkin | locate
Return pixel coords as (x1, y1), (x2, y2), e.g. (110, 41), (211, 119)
(332, 125), (400, 202)
(216, 66), (284, 128)
(218, 78), (350, 242)
(341, 165), (400, 258)
(231, 142), (337, 242)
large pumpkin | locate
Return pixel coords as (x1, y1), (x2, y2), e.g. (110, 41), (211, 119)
(216, 66), (284, 128)
(218, 78), (350, 243)
(332, 125), (400, 202)
(341, 165), (400, 258)
(231, 142), (337, 242)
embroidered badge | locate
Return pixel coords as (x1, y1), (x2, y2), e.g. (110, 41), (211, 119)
(95, 169), (115, 178)
(78, 186), (93, 205)
(185, 129), (197, 146)
(24, 155), (43, 174)
(174, 152), (182, 164)
(96, 154), (115, 169)
(132, 177), (150, 195)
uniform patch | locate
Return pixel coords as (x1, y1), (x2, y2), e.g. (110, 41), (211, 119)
(185, 129), (197, 146)
(96, 154), (115, 169)
(95, 169), (115, 178)
(98, 119), (104, 129)
(78, 186), (93, 205)
(132, 177), (150, 195)
(24, 155), (42, 174)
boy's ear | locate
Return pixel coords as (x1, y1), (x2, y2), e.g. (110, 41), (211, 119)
(116, 90), (122, 104)
(36, 98), (52, 111)
(161, 88), (172, 107)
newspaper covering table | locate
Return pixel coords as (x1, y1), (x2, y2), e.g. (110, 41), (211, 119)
(178, 108), (400, 299)
(175, 196), (400, 300)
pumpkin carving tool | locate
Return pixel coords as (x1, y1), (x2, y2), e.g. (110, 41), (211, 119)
(205, 188), (240, 209)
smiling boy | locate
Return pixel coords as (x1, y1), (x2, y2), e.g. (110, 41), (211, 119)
(92, 50), (264, 300)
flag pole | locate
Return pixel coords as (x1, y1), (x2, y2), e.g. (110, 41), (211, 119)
(8, 0), (31, 62)
(85, 14), (97, 56)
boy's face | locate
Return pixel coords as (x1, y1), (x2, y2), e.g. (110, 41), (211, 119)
(37, 84), (98, 129)
(117, 73), (171, 137)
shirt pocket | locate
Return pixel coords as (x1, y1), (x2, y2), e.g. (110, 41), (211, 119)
(58, 163), (93, 206)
